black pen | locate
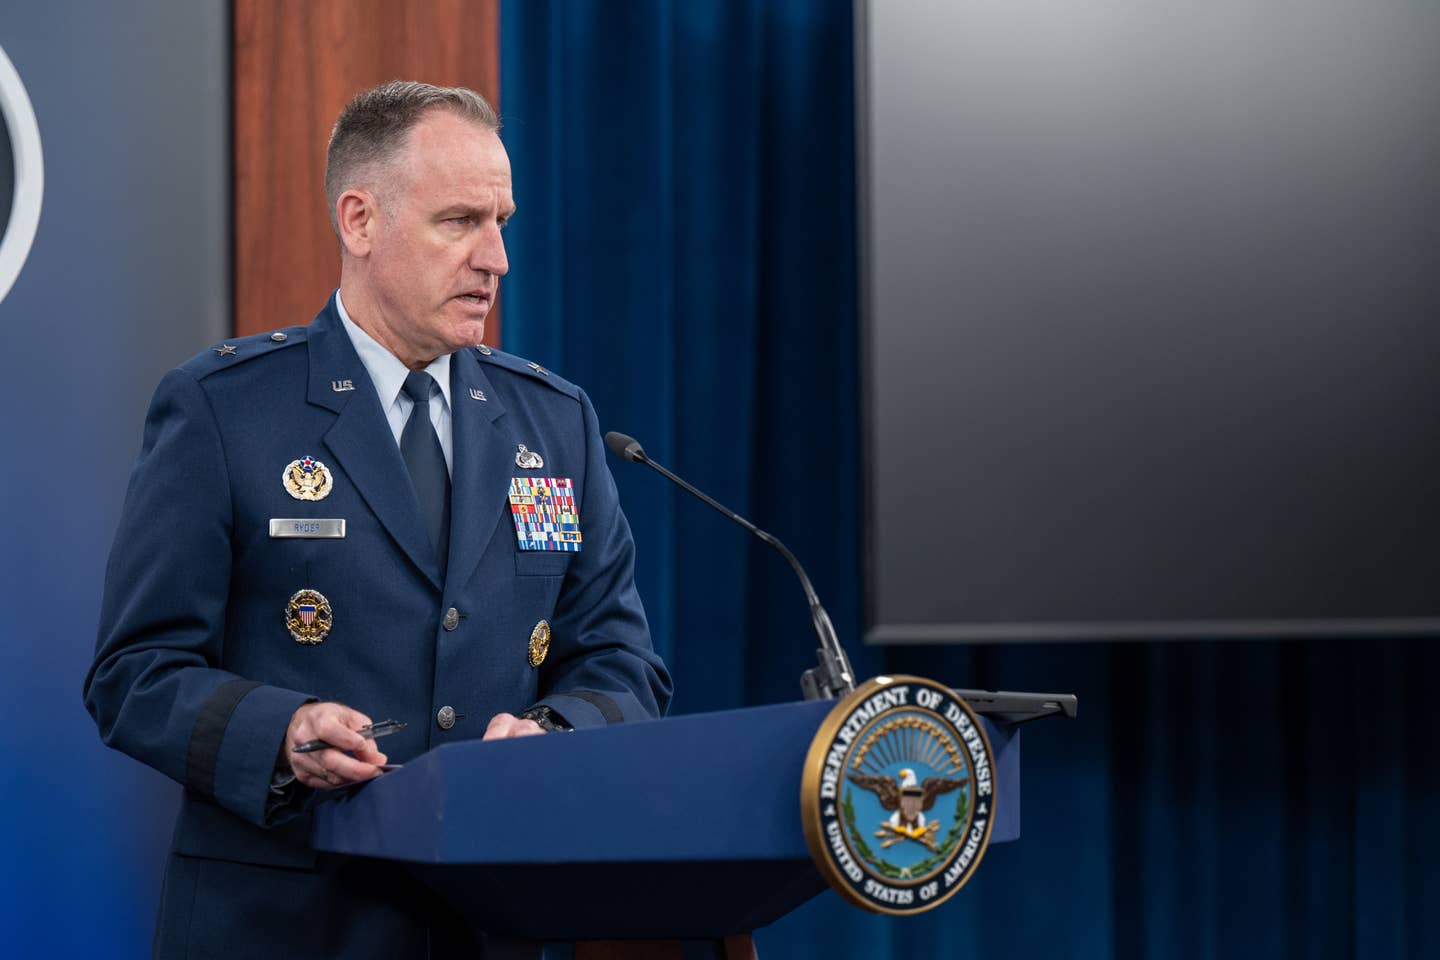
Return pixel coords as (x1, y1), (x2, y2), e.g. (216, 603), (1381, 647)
(292, 718), (407, 754)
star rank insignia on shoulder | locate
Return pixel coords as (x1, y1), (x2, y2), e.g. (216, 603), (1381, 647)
(471, 347), (582, 401)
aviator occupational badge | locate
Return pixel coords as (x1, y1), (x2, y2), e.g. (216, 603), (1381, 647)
(285, 589), (333, 644)
(282, 455), (334, 501)
(528, 620), (551, 667)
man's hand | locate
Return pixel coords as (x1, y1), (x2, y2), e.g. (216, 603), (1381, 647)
(284, 702), (388, 789)
(483, 712), (545, 740)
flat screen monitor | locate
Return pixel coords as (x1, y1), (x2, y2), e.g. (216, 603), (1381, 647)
(860, 0), (1440, 643)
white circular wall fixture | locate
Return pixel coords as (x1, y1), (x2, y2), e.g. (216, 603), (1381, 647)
(0, 44), (43, 306)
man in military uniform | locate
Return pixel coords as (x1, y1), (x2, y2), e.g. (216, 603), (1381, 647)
(84, 81), (671, 958)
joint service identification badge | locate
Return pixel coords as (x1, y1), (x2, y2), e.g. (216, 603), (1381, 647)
(801, 675), (995, 915)
(285, 588), (333, 644)
(528, 619), (551, 667)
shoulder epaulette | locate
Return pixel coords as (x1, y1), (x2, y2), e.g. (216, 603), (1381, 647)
(180, 326), (309, 379)
(472, 345), (581, 400)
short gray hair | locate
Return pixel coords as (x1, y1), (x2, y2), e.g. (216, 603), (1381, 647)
(324, 80), (500, 231)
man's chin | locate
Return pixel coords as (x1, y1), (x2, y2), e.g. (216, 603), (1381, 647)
(441, 314), (488, 351)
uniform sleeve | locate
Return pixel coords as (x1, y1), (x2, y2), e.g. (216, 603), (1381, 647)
(531, 388), (673, 728)
(83, 368), (315, 826)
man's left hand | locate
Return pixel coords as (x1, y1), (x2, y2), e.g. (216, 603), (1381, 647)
(483, 712), (545, 739)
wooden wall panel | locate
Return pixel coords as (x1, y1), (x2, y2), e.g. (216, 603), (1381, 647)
(234, 0), (501, 339)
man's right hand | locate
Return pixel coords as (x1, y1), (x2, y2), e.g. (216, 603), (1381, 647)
(284, 702), (388, 790)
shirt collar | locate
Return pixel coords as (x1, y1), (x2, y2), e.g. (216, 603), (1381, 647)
(335, 291), (451, 412)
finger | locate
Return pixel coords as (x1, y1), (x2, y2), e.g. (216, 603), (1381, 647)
(483, 716), (544, 740)
(295, 763), (355, 790)
(312, 712), (371, 753)
(508, 720), (544, 738)
(289, 703), (378, 752)
(290, 751), (340, 788)
(293, 761), (339, 790)
(485, 713), (518, 736)
(293, 744), (376, 786)
(321, 751), (383, 783)
(351, 741), (388, 765)
(337, 705), (375, 732)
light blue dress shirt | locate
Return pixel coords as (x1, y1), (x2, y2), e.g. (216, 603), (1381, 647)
(335, 291), (453, 476)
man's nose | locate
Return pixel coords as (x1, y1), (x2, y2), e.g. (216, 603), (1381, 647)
(471, 226), (508, 277)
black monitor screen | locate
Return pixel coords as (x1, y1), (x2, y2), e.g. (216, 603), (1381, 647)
(860, 0), (1440, 643)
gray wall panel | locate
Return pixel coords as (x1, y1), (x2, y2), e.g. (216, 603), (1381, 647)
(0, 2), (228, 954)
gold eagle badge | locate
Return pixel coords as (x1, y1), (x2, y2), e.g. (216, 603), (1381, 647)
(282, 456), (334, 501)
(528, 620), (551, 667)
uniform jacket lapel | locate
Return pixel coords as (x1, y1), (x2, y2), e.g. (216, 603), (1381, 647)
(447, 348), (511, 590)
(305, 301), (443, 590)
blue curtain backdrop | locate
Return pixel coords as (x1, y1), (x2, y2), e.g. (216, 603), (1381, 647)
(499, 3), (1439, 958)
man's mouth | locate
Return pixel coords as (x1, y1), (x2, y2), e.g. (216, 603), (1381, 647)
(457, 291), (490, 305)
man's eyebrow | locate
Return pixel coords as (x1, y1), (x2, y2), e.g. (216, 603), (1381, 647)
(435, 204), (517, 220)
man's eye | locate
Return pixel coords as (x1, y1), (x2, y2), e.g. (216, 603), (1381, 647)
(448, 216), (472, 226)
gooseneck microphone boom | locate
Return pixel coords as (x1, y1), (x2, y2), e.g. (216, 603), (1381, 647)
(604, 431), (856, 701)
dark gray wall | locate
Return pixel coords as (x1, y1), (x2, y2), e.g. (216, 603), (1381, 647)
(862, 0), (1440, 642)
(0, 2), (228, 954)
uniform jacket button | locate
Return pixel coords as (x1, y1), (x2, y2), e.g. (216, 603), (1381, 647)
(436, 706), (456, 730)
(442, 607), (460, 631)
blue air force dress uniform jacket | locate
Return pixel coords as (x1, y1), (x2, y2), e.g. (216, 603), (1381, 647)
(84, 297), (672, 958)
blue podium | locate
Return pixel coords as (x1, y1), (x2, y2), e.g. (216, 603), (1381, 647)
(312, 700), (1021, 944)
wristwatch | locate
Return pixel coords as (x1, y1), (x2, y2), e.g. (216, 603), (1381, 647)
(518, 705), (573, 732)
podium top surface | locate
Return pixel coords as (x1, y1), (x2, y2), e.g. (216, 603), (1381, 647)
(308, 696), (1025, 939)
(313, 698), (1019, 865)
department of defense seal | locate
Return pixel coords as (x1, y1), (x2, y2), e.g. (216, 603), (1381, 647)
(285, 588), (333, 644)
(801, 675), (995, 915)
(282, 455), (334, 501)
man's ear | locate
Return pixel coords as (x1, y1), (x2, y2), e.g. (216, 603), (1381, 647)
(336, 190), (377, 258)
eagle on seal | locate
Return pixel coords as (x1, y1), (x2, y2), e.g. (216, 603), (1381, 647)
(848, 767), (967, 834)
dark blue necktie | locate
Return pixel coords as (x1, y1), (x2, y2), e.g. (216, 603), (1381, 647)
(400, 371), (450, 576)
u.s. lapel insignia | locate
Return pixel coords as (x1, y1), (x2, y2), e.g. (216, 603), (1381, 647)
(469, 387), (487, 402)
(282, 455), (335, 501)
(332, 379), (355, 392)
(285, 588), (333, 644)
(515, 444), (544, 469)
(528, 619), (551, 667)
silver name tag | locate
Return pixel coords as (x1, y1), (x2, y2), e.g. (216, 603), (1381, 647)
(269, 518), (347, 539)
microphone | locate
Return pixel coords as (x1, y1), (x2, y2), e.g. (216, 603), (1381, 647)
(604, 431), (856, 701)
